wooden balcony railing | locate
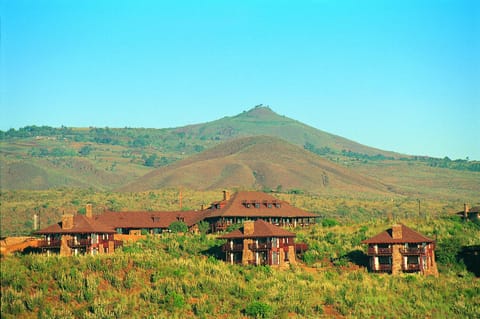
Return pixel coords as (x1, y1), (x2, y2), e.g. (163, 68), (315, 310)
(248, 243), (271, 250)
(403, 263), (421, 271)
(222, 243), (243, 252)
(38, 239), (61, 248)
(113, 240), (123, 249)
(375, 264), (392, 272)
(67, 239), (91, 247)
(367, 247), (392, 255)
(295, 243), (308, 252)
(400, 247), (426, 255)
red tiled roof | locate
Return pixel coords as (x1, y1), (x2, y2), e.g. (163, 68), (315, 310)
(456, 206), (480, 215)
(95, 210), (206, 229)
(218, 219), (296, 239)
(361, 224), (434, 244)
(204, 191), (317, 219)
(36, 215), (115, 234)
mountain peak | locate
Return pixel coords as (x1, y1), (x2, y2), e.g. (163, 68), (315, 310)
(241, 105), (280, 119)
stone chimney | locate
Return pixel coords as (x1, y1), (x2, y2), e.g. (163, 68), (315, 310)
(243, 220), (255, 236)
(62, 214), (74, 230)
(223, 190), (230, 201)
(464, 203), (469, 219)
(86, 204), (93, 218)
(33, 214), (39, 231)
(392, 224), (403, 240)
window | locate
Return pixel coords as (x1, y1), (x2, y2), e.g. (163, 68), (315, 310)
(255, 203), (260, 208)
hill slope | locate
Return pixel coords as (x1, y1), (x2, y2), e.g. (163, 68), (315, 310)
(173, 105), (401, 158)
(119, 136), (391, 194)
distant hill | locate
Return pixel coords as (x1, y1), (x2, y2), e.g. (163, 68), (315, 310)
(172, 105), (401, 158)
(1, 106), (479, 199)
(118, 136), (391, 194)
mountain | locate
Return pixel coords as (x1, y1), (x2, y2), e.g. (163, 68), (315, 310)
(172, 105), (401, 158)
(1, 106), (479, 199)
(118, 136), (391, 194)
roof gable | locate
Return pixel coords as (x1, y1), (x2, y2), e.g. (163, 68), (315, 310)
(95, 210), (206, 229)
(219, 219), (296, 239)
(36, 215), (115, 234)
(205, 191), (317, 219)
(362, 224), (434, 244)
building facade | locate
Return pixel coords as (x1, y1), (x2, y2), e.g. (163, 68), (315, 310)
(36, 204), (122, 256)
(203, 191), (318, 232)
(362, 224), (438, 276)
(219, 219), (302, 267)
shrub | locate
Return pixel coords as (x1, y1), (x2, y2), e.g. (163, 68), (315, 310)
(197, 221), (210, 234)
(245, 301), (273, 318)
(164, 291), (186, 309)
(322, 218), (339, 227)
(169, 221), (188, 233)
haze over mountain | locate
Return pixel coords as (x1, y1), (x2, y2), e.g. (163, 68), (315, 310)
(118, 135), (391, 194)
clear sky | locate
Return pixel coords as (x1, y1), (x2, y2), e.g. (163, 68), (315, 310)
(1, 0), (479, 160)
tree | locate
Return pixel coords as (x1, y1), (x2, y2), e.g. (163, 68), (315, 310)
(79, 145), (92, 156)
(197, 221), (209, 234)
(144, 153), (157, 167)
(169, 221), (188, 233)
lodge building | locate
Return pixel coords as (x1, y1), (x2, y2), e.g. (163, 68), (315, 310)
(202, 191), (318, 232)
(219, 219), (306, 267)
(35, 191), (316, 256)
(36, 204), (122, 256)
(362, 224), (438, 276)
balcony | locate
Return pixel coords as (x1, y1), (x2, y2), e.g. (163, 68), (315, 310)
(295, 242), (308, 252)
(367, 247), (392, 255)
(67, 239), (91, 247)
(222, 243), (243, 252)
(248, 243), (272, 251)
(400, 247), (425, 255)
(38, 239), (61, 248)
(403, 263), (421, 272)
(114, 240), (123, 249)
(375, 264), (392, 272)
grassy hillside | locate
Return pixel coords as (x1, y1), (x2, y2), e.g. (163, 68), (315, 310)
(173, 105), (401, 157)
(1, 216), (479, 318)
(1, 186), (475, 238)
(119, 136), (391, 194)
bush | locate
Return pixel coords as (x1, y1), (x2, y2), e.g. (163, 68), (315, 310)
(169, 221), (188, 233)
(322, 218), (339, 227)
(164, 291), (185, 309)
(244, 301), (272, 318)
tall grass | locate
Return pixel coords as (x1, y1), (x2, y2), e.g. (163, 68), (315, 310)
(1, 218), (479, 318)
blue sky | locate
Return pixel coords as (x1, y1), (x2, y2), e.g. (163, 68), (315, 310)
(1, 0), (479, 159)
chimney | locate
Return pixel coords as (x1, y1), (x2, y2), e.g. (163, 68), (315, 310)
(62, 214), (74, 230)
(464, 203), (469, 219)
(33, 214), (39, 231)
(392, 224), (403, 240)
(244, 220), (255, 236)
(86, 204), (93, 218)
(223, 190), (230, 201)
